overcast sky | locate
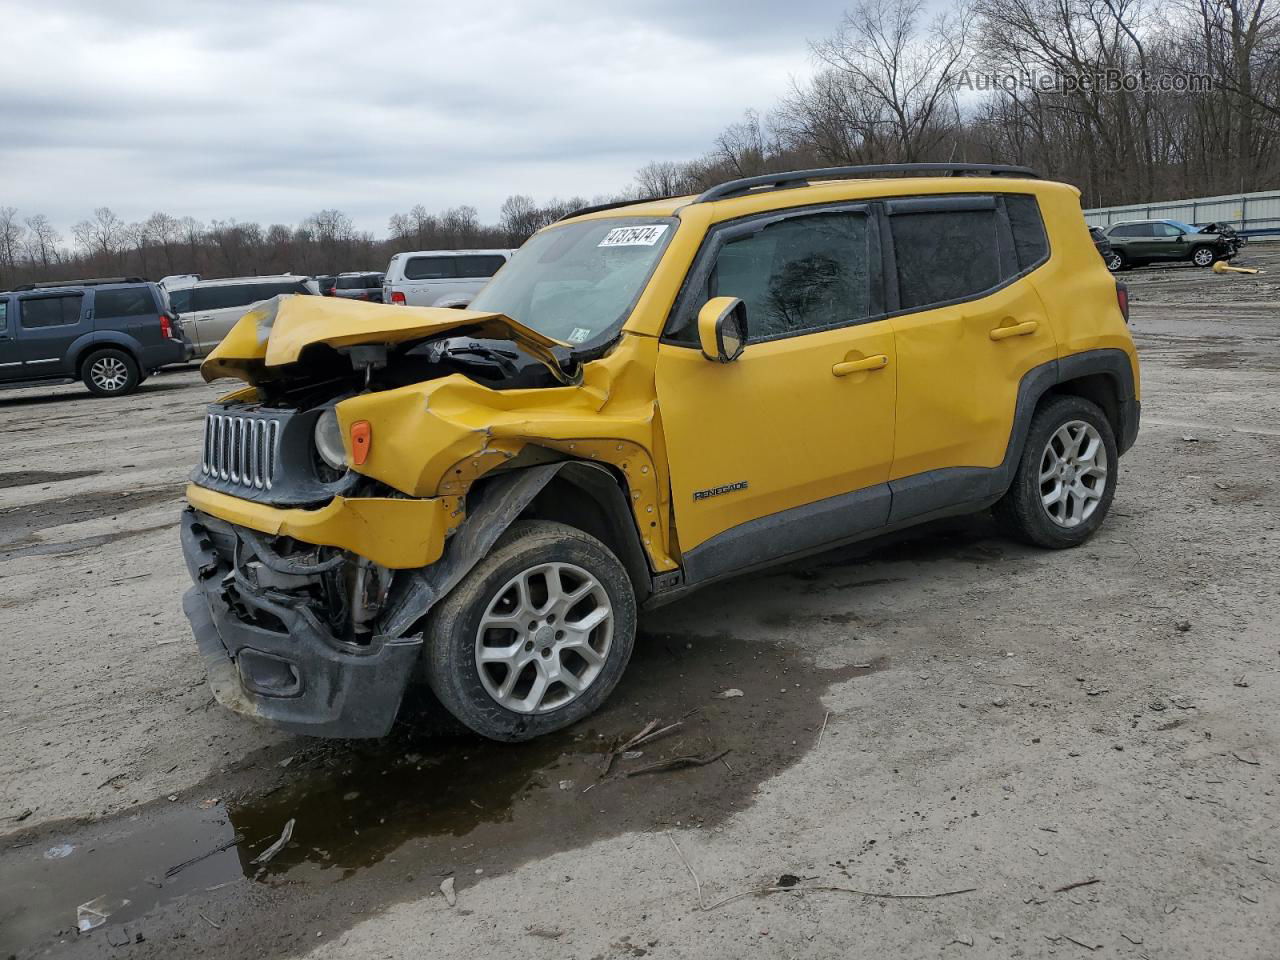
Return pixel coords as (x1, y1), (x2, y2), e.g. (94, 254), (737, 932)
(0, 0), (840, 237)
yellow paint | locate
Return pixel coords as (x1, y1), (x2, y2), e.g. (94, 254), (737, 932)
(189, 174), (1139, 577)
(185, 484), (448, 569)
(201, 295), (567, 382)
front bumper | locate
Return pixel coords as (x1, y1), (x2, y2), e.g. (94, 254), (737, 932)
(180, 507), (423, 738)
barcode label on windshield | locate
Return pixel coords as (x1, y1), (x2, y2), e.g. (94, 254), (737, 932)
(598, 225), (668, 247)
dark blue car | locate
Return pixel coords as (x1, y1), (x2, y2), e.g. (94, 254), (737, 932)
(0, 277), (192, 397)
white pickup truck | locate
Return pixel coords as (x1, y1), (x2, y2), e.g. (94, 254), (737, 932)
(382, 249), (514, 307)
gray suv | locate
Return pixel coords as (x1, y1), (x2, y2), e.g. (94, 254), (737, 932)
(1102, 219), (1243, 271)
(0, 278), (191, 397)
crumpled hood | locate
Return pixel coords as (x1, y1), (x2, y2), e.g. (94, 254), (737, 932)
(201, 295), (570, 383)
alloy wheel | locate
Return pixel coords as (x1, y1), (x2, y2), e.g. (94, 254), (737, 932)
(1193, 248), (1215, 267)
(1039, 419), (1108, 528)
(90, 357), (130, 393)
(474, 561), (613, 714)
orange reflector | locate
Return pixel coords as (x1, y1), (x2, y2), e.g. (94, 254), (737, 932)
(350, 421), (372, 466)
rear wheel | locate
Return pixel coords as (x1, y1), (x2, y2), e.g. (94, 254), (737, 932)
(422, 520), (637, 741)
(1191, 245), (1216, 267)
(81, 348), (140, 397)
(1104, 250), (1126, 272)
(994, 395), (1118, 549)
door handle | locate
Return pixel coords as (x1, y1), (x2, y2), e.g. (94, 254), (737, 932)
(832, 354), (889, 376)
(989, 320), (1039, 341)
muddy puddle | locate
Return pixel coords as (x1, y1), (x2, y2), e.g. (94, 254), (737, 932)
(1, 630), (877, 958)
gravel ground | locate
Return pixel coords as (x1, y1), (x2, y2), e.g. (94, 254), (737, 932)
(2, 246), (1278, 959)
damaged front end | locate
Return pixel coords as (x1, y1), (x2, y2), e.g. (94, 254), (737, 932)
(178, 295), (604, 737)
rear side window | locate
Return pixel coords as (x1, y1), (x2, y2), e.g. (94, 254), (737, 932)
(168, 288), (193, 312)
(0, 300), (8, 335)
(94, 287), (156, 318)
(252, 281), (310, 300)
(454, 255), (506, 278)
(710, 211), (872, 342)
(403, 256), (456, 280)
(890, 205), (1001, 310)
(20, 294), (83, 328)
(1005, 195), (1049, 271)
(192, 282), (306, 311)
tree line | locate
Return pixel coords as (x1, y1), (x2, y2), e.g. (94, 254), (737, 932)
(3, 0), (1276, 290)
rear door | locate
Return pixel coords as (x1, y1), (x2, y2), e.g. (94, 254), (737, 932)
(93, 285), (161, 346)
(886, 193), (1057, 500)
(16, 292), (88, 376)
(0, 296), (19, 382)
(398, 255), (456, 305)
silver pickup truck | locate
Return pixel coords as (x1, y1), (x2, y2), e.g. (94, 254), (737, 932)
(382, 249), (512, 307)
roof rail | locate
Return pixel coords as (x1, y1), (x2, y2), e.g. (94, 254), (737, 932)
(558, 194), (679, 222)
(694, 163), (1040, 204)
(13, 276), (146, 291)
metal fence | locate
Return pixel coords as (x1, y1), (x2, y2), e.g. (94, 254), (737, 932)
(1083, 188), (1280, 240)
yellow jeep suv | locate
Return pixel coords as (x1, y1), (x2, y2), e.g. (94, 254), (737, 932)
(180, 163), (1140, 740)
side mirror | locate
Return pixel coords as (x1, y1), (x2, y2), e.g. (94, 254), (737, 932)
(696, 297), (747, 363)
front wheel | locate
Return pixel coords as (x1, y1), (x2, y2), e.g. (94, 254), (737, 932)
(1191, 245), (1216, 267)
(994, 395), (1119, 549)
(422, 520), (637, 741)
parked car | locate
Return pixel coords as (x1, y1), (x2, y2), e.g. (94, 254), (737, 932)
(0, 278), (190, 397)
(383, 249), (512, 307)
(163, 275), (319, 358)
(1102, 219), (1242, 271)
(331, 272), (385, 303)
(315, 275), (337, 297)
(180, 162), (1139, 741)
(1089, 225), (1113, 262)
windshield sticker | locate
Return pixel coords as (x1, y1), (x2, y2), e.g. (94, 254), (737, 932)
(567, 327), (592, 343)
(598, 224), (668, 247)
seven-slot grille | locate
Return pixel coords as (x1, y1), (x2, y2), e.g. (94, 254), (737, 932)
(201, 412), (281, 490)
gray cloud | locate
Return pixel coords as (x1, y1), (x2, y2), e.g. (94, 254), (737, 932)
(0, 0), (838, 236)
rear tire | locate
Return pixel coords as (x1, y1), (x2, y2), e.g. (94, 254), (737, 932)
(421, 520), (637, 742)
(994, 395), (1118, 549)
(1104, 250), (1126, 272)
(81, 348), (140, 397)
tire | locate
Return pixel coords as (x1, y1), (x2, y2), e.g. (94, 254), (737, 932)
(1190, 245), (1216, 267)
(421, 520), (637, 742)
(81, 348), (140, 397)
(993, 395), (1119, 549)
(1104, 250), (1126, 272)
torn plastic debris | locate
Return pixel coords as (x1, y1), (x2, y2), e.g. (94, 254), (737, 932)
(251, 818), (295, 865)
(77, 895), (130, 933)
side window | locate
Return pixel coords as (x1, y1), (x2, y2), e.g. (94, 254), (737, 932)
(1109, 224), (1137, 238)
(890, 206), (1001, 310)
(1004, 195), (1049, 271)
(20, 294), (84, 328)
(1153, 222), (1181, 238)
(94, 287), (157, 318)
(454, 254), (506, 279)
(403, 256), (457, 280)
(709, 212), (872, 342)
(0, 300), (8, 336)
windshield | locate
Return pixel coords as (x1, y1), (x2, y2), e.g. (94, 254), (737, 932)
(468, 217), (675, 347)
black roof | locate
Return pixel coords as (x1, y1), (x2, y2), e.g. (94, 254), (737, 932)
(11, 276), (147, 292)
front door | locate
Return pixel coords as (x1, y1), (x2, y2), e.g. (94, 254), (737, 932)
(656, 205), (897, 582)
(0, 297), (20, 382)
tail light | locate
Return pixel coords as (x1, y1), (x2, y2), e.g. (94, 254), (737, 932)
(160, 313), (173, 339)
(390, 291), (406, 305)
(1115, 282), (1129, 323)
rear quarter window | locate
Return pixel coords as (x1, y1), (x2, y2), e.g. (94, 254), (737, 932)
(94, 287), (157, 318)
(1004, 195), (1049, 270)
(0, 300), (8, 335)
(403, 257), (457, 281)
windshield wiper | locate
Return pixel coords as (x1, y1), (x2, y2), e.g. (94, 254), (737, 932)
(443, 342), (521, 378)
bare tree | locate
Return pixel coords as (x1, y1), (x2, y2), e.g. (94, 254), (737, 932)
(24, 215), (61, 271)
(0, 207), (24, 286)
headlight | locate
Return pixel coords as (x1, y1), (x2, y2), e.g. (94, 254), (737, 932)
(314, 409), (347, 470)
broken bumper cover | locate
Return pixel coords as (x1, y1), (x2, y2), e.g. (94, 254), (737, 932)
(180, 508), (422, 738)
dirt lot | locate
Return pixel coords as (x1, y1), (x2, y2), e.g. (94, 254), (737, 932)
(2, 245), (1278, 959)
